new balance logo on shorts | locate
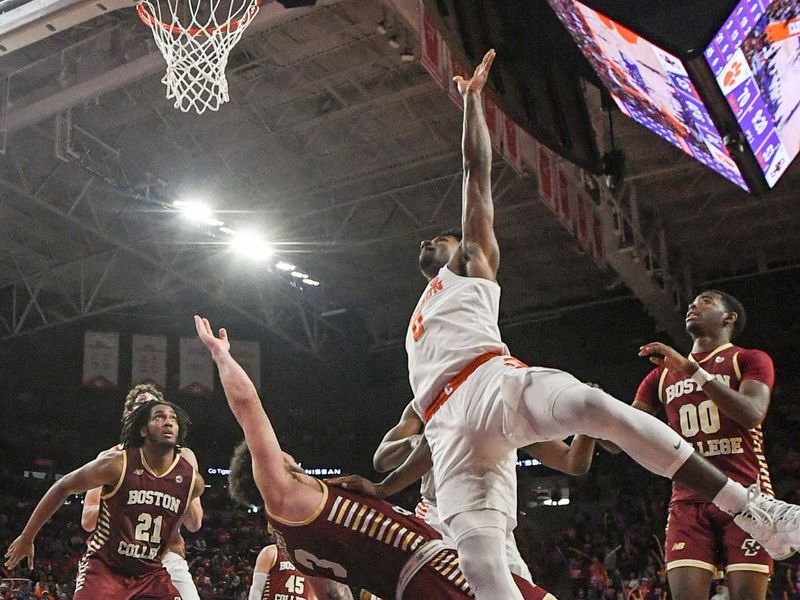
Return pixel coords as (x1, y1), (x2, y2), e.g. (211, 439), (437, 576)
(671, 542), (686, 551)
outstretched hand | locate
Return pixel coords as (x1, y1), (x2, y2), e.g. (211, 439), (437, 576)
(194, 315), (230, 356)
(639, 342), (693, 374)
(5, 535), (34, 571)
(454, 48), (496, 96)
(325, 475), (384, 499)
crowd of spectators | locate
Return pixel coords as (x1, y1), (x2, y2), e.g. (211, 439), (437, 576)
(2, 375), (800, 599)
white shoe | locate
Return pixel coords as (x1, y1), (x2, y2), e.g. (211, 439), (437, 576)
(733, 484), (800, 560)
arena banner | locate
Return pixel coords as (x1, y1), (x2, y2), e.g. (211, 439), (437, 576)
(484, 95), (503, 154)
(537, 145), (556, 211)
(230, 340), (261, 391)
(420, 10), (446, 87)
(447, 50), (465, 109)
(131, 334), (167, 390)
(502, 115), (525, 175)
(556, 165), (574, 232)
(591, 212), (606, 268)
(179, 337), (213, 396)
(83, 331), (119, 388)
(575, 191), (590, 249)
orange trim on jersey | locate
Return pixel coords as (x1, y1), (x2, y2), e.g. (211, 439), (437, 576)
(101, 450), (127, 500)
(140, 448), (181, 478)
(733, 352), (742, 381)
(268, 479), (328, 527)
(657, 368), (670, 404)
(423, 352), (504, 423)
(694, 343), (733, 364)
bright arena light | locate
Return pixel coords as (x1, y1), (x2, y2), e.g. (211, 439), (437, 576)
(230, 231), (273, 261)
(175, 199), (213, 223)
(290, 271), (309, 279)
(302, 278), (320, 287)
(276, 261), (296, 272)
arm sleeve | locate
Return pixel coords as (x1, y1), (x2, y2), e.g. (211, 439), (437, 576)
(737, 349), (775, 389)
(634, 368), (663, 409)
(249, 572), (268, 600)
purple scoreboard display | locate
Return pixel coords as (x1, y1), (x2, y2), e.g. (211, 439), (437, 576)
(704, 0), (800, 187)
(548, 0), (748, 190)
(548, 0), (800, 192)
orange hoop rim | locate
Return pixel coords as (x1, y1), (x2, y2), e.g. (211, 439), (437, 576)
(136, 0), (260, 37)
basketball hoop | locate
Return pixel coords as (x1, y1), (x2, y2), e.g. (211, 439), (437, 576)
(136, 0), (260, 113)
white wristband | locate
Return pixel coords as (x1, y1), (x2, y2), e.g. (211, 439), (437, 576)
(690, 366), (714, 387)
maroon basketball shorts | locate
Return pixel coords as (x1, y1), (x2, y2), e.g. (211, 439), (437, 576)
(74, 558), (182, 600)
(664, 501), (772, 575)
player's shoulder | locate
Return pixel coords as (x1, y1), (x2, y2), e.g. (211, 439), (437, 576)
(641, 365), (666, 384)
(97, 446), (125, 461)
(178, 446), (198, 466)
(732, 345), (772, 360)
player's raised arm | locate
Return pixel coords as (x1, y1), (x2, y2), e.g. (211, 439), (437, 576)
(194, 315), (294, 514)
(373, 401), (423, 473)
(453, 49), (500, 280)
(5, 451), (123, 570)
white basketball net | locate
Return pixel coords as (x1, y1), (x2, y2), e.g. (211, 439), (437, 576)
(137, 0), (260, 113)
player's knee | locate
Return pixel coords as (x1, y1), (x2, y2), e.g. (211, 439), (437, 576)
(459, 547), (507, 587)
(457, 533), (508, 585)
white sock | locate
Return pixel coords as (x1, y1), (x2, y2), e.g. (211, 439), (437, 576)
(713, 478), (748, 515)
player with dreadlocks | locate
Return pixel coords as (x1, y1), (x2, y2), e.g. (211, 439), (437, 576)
(81, 384), (205, 600)
(5, 400), (204, 600)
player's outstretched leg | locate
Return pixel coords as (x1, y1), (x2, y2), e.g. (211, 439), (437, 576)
(514, 374), (800, 559)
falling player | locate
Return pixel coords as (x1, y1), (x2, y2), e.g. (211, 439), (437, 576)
(194, 315), (556, 600)
(5, 400), (204, 599)
(81, 384), (204, 600)
(634, 291), (780, 600)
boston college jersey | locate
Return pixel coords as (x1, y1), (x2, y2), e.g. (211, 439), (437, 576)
(268, 481), (475, 599)
(262, 546), (317, 600)
(407, 266), (508, 418)
(78, 448), (196, 578)
(269, 482), (552, 600)
(636, 343), (774, 503)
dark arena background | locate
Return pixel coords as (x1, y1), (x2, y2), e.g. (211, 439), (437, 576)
(1, 0), (800, 599)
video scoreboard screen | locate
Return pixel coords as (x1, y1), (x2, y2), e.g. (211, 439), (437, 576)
(548, 0), (800, 192)
(704, 0), (800, 187)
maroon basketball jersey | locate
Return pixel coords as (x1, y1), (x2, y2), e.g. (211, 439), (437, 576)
(636, 343), (774, 503)
(261, 545), (318, 600)
(267, 482), (479, 599)
(78, 448), (196, 579)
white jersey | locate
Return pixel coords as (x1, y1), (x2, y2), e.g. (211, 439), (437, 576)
(407, 265), (509, 417)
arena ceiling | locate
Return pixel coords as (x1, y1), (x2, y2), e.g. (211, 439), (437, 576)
(1, 0), (799, 357)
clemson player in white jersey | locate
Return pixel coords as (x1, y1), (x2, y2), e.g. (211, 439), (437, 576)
(81, 383), (204, 600)
(372, 400), (597, 582)
(330, 49), (800, 600)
